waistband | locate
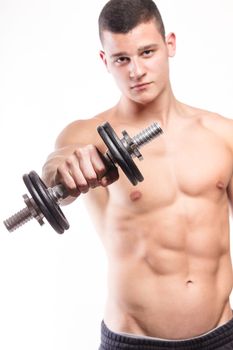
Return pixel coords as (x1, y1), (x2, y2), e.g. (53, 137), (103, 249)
(101, 317), (233, 350)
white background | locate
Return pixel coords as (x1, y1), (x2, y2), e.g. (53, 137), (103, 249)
(0, 0), (233, 349)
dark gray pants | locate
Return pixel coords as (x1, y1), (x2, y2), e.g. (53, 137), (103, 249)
(99, 317), (233, 350)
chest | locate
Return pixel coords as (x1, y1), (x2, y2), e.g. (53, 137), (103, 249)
(109, 126), (233, 206)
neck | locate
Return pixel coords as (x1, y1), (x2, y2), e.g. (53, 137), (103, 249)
(117, 84), (180, 129)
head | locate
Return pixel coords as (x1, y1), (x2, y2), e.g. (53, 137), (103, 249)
(98, 0), (176, 105)
(98, 0), (166, 44)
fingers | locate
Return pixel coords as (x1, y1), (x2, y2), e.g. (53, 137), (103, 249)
(100, 166), (119, 187)
(55, 145), (117, 197)
(55, 162), (81, 197)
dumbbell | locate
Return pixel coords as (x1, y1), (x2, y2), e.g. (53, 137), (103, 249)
(3, 121), (163, 234)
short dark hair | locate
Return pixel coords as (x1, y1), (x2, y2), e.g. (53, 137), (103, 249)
(98, 0), (165, 43)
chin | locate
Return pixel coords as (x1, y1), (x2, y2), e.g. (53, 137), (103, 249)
(127, 86), (161, 104)
(131, 93), (159, 106)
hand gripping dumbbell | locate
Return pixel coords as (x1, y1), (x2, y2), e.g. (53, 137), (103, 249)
(4, 121), (163, 234)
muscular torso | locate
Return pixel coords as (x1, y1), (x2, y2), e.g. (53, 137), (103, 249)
(83, 106), (233, 339)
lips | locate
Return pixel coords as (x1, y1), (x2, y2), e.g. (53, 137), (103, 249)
(131, 82), (152, 90)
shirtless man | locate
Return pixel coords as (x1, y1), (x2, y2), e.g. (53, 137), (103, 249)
(42, 0), (233, 348)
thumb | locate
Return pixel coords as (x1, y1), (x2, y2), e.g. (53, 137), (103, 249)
(100, 167), (119, 187)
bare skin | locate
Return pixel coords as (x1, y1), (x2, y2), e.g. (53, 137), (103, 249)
(42, 21), (233, 340)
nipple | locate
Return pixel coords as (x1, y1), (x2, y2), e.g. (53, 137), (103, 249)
(216, 181), (224, 190)
(130, 190), (142, 202)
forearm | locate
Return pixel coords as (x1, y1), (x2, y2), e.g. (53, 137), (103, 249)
(41, 148), (78, 206)
(42, 153), (63, 187)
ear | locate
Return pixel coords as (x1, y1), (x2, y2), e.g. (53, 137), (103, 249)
(99, 50), (110, 72)
(166, 32), (176, 57)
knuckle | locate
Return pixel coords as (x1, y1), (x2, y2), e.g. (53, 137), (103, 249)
(74, 145), (94, 157)
(65, 155), (74, 167)
(73, 148), (83, 158)
(56, 165), (63, 174)
(86, 144), (96, 152)
(56, 164), (67, 177)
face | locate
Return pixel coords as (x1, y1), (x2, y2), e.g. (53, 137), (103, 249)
(100, 20), (176, 105)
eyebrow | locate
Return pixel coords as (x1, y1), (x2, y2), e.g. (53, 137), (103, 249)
(110, 44), (159, 59)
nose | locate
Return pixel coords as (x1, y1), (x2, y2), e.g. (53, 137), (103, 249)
(129, 58), (146, 80)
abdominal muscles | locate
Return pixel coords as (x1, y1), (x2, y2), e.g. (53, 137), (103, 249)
(103, 197), (233, 339)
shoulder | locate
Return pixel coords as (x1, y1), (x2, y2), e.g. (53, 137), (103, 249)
(182, 103), (233, 149)
(199, 109), (233, 149)
(199, 109), (233, 128)
(55, 108), (115, 149)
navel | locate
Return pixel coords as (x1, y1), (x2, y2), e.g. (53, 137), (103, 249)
(130, 190), (142, 202)
(186, 280), (194, 286)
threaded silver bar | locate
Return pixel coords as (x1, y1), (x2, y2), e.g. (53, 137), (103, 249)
(132, 122), (163, 148)
(4, 207), (33, 232)
(4, 194), (44, 232)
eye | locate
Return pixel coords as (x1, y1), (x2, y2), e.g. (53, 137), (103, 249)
(142, 50), (154, 58)
(115, 56), (130, 65)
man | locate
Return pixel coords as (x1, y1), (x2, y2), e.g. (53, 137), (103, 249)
(42, 0), (233, 349)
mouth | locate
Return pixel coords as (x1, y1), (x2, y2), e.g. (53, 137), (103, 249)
(131, 82), (152, 90)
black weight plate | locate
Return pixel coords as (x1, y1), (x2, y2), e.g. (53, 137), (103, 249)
(98, 122), (143, 185)
(28, 171), (70, 233)
(98, 124), (139, 185)
(104, 123), (144, 183)
(23, 172), (69, 233)
(23, 173), (64, 233)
